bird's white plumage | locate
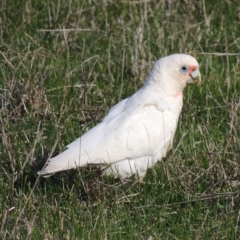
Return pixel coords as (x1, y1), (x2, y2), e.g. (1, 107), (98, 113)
(38, 54), (201, 179)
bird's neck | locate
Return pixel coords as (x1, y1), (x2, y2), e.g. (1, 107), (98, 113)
(173, 91), (183, 99)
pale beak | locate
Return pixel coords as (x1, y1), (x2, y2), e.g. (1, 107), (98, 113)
(187, 69), (201, 85)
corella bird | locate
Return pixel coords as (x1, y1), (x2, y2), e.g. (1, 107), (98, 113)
(38, 54), (201, 180)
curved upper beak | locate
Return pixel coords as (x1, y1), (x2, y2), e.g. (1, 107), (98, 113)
(187, 69), (201, 85)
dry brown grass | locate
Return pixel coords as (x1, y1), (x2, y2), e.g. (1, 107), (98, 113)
(0, 0), (240, 239)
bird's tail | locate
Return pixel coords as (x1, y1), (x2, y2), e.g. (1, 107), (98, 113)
(37, 147), (88, 176)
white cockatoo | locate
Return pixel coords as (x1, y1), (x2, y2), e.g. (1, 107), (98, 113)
(38, 54), (201, 180)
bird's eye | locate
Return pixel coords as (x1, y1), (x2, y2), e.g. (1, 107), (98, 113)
(180, 66), (189, 74)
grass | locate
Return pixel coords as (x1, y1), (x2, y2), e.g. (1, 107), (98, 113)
(1, 0), (240, 239)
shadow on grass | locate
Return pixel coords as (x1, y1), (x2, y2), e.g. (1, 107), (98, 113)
(13, 154), (137, 204)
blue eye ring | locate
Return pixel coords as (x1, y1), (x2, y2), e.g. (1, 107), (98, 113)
(180, 65), (189, 74)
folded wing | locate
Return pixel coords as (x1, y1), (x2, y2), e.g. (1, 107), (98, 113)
(38, 93), (177, 176)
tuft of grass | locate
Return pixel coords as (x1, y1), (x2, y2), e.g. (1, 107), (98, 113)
(1, 0), (240, 239)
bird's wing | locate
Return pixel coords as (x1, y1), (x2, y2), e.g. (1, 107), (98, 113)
(66, 98), (129, 149)
(39, 94), (178, 175)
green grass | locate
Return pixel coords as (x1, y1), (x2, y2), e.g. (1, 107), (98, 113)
(1, 0), (240, 239)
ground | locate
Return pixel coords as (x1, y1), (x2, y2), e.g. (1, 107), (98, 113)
(1, 0), (240, 239)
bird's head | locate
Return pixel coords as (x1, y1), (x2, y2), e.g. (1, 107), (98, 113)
(148, 54), (201, 96)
